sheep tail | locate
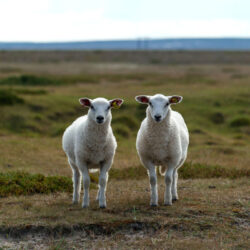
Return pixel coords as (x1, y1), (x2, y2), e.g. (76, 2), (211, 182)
(159, 166), (166, 176)
(89, 169), (99, 173)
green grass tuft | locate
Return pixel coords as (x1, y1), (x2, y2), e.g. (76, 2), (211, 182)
(210, 112), (225, 124)
(230, 117), (250, 127)
(179, 162), (250, 179)
(0, 89), (24, 105)
(0, 172), (96, 197)
(0, 162), (248, 197)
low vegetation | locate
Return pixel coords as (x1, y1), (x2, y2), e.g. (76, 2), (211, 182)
(230, 117), (250, 127)
(0, 89), (24, 105)
(0, 75), (61, 86)
(0, 162), (248, 198)
(0, 51), (249, 249)
(0, 172), (73, 197)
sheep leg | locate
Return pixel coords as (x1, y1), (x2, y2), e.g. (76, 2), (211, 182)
(171, 156), (186, 202)
(149, 167), (158, 206)
(77, 163), (90, 208)
(98, 160), (111, 208)
(171, 169), (178, 201)
(68, 159), (81, 204)
(164, 167), (174, 206)
(96, 189), (100, 201)
(142, 160), (158, 206)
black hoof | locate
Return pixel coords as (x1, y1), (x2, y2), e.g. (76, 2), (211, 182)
(164, 203), (172, 206)
(150, 204), (158, 207)
(172, 198), (178, 202)
(99, 206), (106, 209)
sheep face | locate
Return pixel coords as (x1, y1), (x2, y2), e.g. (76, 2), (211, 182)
(135, 94), (183, 123)
(79, 97), (123, 125)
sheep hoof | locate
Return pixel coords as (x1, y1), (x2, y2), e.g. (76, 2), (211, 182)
(82, 204), (89, 208)
(172, 198), (178, 202)
(150, 204), (158, 207)
(72, 200), (79, 205)
(164, 202), (172, 206)
(99, 205), (106, 209)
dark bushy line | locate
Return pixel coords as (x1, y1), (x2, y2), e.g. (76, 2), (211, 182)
(179, 162), (250, 179)
(0, 172), (95, 198)
(1, 162), (248, 197)
(108, 163), (249, 180)
(15, 89), (48, 95)
(0, 90), (24, 105)
(210, 112), (225, 124)
(0, 75), (61, 86)
(0, 172), (73, 197)
(230, 117), (250, 127)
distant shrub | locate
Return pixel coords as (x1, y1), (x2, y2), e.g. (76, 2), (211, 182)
(231, 74), (246, 79)
(191, 128), (206, 134)
(6, 115), (41, 134)
(0, 171), (96, 197)
(210, 112), (225, 124)
(213, 101), (221, 107)
(28, 104), (45, 112)
(0, 89), (24, 105)
(0, 75), (61, 86)
(230, 117), (250, 127)
(0, 67), (21, 73)
(15, 89), (48, 95)
(150, 58), (162, 64)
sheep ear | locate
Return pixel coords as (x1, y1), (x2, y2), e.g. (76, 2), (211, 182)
(169, 96), (183, 104)
(135, 95), (149, 104)
(110, 99), (123, 109)
(79, 98), (92, 107)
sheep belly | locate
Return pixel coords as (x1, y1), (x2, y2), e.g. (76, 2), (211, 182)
(147, 144), (170, 165)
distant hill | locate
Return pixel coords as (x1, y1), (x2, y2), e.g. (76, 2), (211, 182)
(0, 38), (250, 50)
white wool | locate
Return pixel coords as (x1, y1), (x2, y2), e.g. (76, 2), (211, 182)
(62, 97), (122, 208)
(136, 94), (189, 206)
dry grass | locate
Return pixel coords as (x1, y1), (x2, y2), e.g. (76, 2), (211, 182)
(0, 51), (249, 248)
(0, 178), (249, 249)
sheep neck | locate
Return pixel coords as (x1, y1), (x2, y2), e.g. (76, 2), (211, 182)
(146, 107), (171, 132)
(85, 114), (111, 141)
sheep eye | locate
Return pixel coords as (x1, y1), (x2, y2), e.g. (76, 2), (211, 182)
(90, 105), (95, 110)
(149, 102), (153, 106)
(106, 106), (111, 111)
(165, 103), (169, 107)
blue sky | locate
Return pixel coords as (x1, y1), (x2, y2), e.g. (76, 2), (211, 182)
(0, 0), (249, 42)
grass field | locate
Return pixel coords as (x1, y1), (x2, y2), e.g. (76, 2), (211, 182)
(0, 51), (249, 249)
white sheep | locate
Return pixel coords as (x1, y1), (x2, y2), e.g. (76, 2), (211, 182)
(62, 97), (123, 208)
(135, 94), (189, 206)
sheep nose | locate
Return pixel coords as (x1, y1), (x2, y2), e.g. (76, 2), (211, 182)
(154, 115), (162, 122)
(96, 116), (104, 123)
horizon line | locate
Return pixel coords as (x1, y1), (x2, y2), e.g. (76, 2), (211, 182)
(1, 37), (250, 43)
